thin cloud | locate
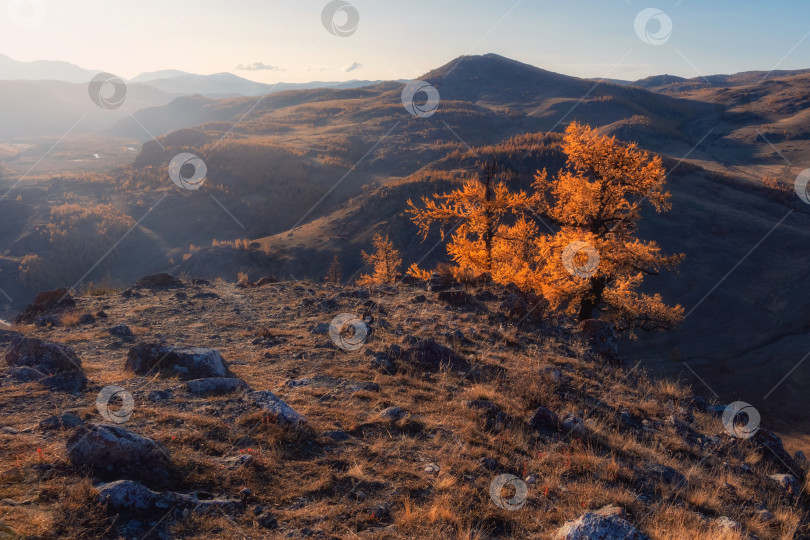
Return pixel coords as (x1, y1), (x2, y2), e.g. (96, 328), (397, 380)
(343, 61), (362, 73)
(235, 62), (284, 72)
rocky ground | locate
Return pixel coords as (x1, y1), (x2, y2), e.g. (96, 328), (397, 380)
(0, 274), (808, 539)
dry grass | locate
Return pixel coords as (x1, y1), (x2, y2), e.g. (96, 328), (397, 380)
(0, 279), (807, 538)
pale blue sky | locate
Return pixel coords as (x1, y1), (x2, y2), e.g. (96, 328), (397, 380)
(2, 0), (809, 82)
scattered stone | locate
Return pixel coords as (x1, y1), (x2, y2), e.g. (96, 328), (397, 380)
(642, 463), (686, 488)
(528, 407), (561, 433)
(247, 390), (306, 426)
(371, 351), (395, 373)
(525, 475), (537, 485)
(0, 427), (19, 435)
(4, 337), (87, 392)
(402, 338), (466, 372)
(97, 480), (243, 514)
(5, 336), (83, 375)
(757, 509), (775, 523)
(424, 463), (440, 474)
(561, 414), (587, 437)
(354, 490), (367, 502)
(556, 505), (649, 539)
(428, 272), (454, 292)
(219, 455), (254, 471)
(67, 424), (176, 488)
(15, 288), (75, 324)
(754, 429), (804, 480)
(410, 295), (427, 304)
(186, 377), (250, 396)
(714, 516), (741, 532)
(39, 411), (84, 430)
(5, 366), (45, 383)
(148, 389), (173, 402)
(109, 324), (134, 341)
(379, 406), (406, 421)
(437, 289), (470, 307)
(126, 344), (232, 380)
(310, 323), (330, 335)
(191, 278), (211, 286)
(257, 511), (278, 529)
(135, 273), (183, 288)
(78, 313), (96, 325)
(769, 473), (801, 496)
(95, 310), (108, 319)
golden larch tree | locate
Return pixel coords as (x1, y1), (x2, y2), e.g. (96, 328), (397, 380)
(407, 162), (527, 282)
(357, 234), (402, 286)
(527, 122), (683, 331)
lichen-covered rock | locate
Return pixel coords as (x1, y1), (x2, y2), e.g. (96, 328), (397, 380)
(246, 390), (305, 426)
(126, 344), (232, 380)
(556, 505), (649, 539)
(67, 424), (175, 488)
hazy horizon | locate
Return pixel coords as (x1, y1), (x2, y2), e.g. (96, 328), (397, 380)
(2, 0), (809, 84)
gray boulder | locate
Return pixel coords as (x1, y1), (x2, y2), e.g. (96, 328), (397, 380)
(67, 424), (175, 488)
(126, 344), (232, 380)
(97, 479), (243, 514)
(5, 336), (82, 374)
(556, 505), (649, 539)
(769, 473), (801, 496)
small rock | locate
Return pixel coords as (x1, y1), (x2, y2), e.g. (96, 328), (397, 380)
(714, 516), (741, 532)
(561, 414), (587, 437)
(643, 463), (686, 488)
(556, 505), (649, 539)
(528, 407), (561, 432)
(769, 473), (800, 496)
(109, 324), (134, 341)
(310, 323), (330, 335)
(379, 406), (406, 421)
(354, 490), (367, 502)
(0, 427), (19, 435)
(148, 389), (173, 402)
(254, 276), (278, 287)
(186, 377), (250, 396)
(410, 295), (427, 303)
(424, 463), (440, 474)
(247, 390), (306, 426)
(78, 313), (96, 325)
(39, 411), (84, 430)
(257, 511), (278, 529)
(479, 457), (498, 470)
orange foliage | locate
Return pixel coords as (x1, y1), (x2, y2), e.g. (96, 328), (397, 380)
(408, 122), (684, 333)
(357, 234), (402, 286)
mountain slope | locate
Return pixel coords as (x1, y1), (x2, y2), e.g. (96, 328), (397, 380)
(0, 277), (807, 538)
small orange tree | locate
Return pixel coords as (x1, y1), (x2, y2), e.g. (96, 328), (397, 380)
(527, 122), (683, 331)
(357, 233), (402, 286)
(407, 162), (530, 285)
